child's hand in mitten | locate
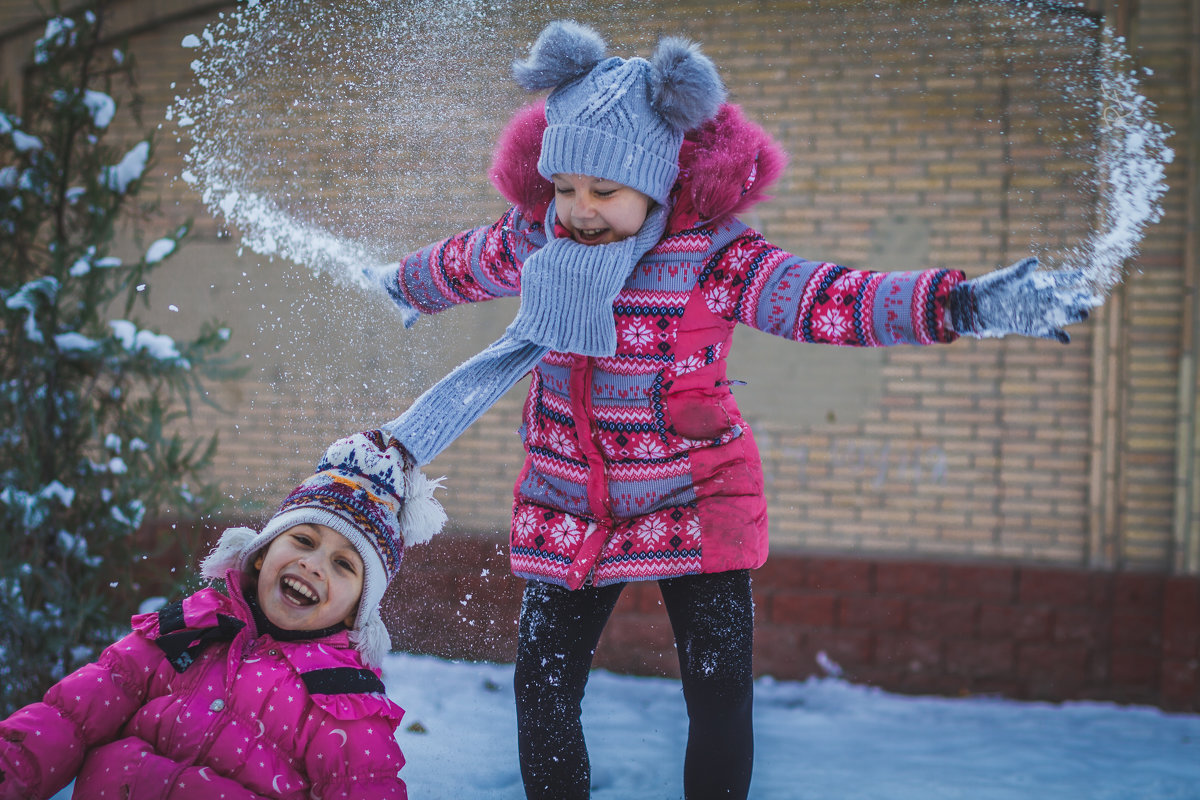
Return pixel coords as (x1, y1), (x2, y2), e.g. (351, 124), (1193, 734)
(948, 257), (1100, 343)
(365, 262), (420, 328)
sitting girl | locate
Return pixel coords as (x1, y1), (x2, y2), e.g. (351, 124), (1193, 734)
(0, 429), (445, 800)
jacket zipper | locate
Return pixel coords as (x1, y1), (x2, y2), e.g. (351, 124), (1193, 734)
(572, 355), (615, 587)
(573, 355), (611, 522)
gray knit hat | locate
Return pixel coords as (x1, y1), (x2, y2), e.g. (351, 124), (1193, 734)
(514, 21), (726, 205)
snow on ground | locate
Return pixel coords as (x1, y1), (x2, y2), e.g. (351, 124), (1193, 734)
(386, 653), (1200, 800)
(51, 651), (1200, 799)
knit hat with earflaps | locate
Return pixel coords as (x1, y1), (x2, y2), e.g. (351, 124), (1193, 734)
(514, 20), (726, 205)
(201, 430), (447, 668)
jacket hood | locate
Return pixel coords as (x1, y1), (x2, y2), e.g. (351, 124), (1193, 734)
(488, 100), (787, 227)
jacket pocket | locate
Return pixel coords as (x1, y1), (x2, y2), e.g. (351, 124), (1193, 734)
(664, 388), (739, 444)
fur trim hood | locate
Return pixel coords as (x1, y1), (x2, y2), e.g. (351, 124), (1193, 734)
(488, 100), (787, 227)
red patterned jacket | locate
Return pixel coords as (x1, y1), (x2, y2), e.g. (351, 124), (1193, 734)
(390, 103), (963, 590)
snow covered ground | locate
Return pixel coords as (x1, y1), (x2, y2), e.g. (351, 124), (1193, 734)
(51, 651), (1200, 798)
(383, 653), (1200, 799)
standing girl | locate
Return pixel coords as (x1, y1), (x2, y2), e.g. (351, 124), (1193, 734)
(378, 20), (1094, 799)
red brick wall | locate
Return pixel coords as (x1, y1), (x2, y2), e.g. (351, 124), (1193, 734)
(374, 533), (1200, 712)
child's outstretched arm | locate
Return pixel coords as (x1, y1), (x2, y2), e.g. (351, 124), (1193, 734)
(373, 207), (544, 328)
(0, 631), (161, 800)
(703, 228), (962, 346)
(704, 229), (1092, 346)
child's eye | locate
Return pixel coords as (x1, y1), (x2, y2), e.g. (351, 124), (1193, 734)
(554, 185), (573, 195)
(292, 533), (314, 547)
(595, 189), (616, 198)
(336, 558), (357, 574)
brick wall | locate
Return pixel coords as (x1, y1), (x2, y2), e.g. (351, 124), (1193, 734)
(378, 535), (1200, 711)
(4, 0), (1197, 708)
(1109, 0), (1194, 571)
(156, 519), (1200, 711)
(49, 0), (1136, 566)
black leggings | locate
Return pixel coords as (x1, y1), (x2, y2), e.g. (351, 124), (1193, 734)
(514, 570), (754, 800)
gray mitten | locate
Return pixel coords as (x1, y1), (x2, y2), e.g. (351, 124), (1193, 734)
(362, 261), (420, 328)
(948, 257), (1099, 343)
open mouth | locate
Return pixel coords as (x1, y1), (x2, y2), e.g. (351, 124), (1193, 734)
(574, 227), (608, 244)
(281, 575), (318, 606)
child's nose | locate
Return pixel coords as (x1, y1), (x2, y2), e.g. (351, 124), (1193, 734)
(573, 193), (596, 218)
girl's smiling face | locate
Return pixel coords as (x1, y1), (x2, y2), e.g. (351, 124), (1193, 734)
(254, 524), (364, 631)
(552, 174), (652, 245)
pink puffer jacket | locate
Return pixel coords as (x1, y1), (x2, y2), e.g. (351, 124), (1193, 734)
(0, 575), (406, 799)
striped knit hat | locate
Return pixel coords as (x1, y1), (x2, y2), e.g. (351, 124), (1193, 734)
(202, 430), (446, 667)
(514, 20), (726, 205)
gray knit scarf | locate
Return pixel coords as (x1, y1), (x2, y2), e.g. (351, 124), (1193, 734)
(384, 201), (669, 466)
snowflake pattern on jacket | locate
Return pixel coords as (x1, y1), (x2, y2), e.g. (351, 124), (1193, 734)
(389, 103), (964, 590)
(0, 575), (406, 800)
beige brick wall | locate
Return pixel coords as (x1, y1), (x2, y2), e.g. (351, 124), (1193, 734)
(3, 0), (1194, 573)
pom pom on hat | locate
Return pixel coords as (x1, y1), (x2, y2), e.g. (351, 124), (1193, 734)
(513, 20), (607, 91)
(400, 467), (447, 547)
(199, 431), (446, 668)
(351, 608), (394, 669)
(200, 526), (257, 582)
(650, 37), (726, 134)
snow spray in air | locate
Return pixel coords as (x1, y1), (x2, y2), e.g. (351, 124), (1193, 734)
(170, 0), (1169, 300)
(977, 1), (1172, 298)
(1082, 31), (1172, 294)
(170, 0), (517, 292)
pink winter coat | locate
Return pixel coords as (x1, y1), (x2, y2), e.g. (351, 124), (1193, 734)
(0, 574), (406, 799)
(390, 103), (964, 590)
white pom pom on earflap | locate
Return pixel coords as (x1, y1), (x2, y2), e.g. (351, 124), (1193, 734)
(350, 609), (394, 669)
(513, 20), (607, 92)
(399, 469), (447, 547)
(199, 526), (259, 581)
